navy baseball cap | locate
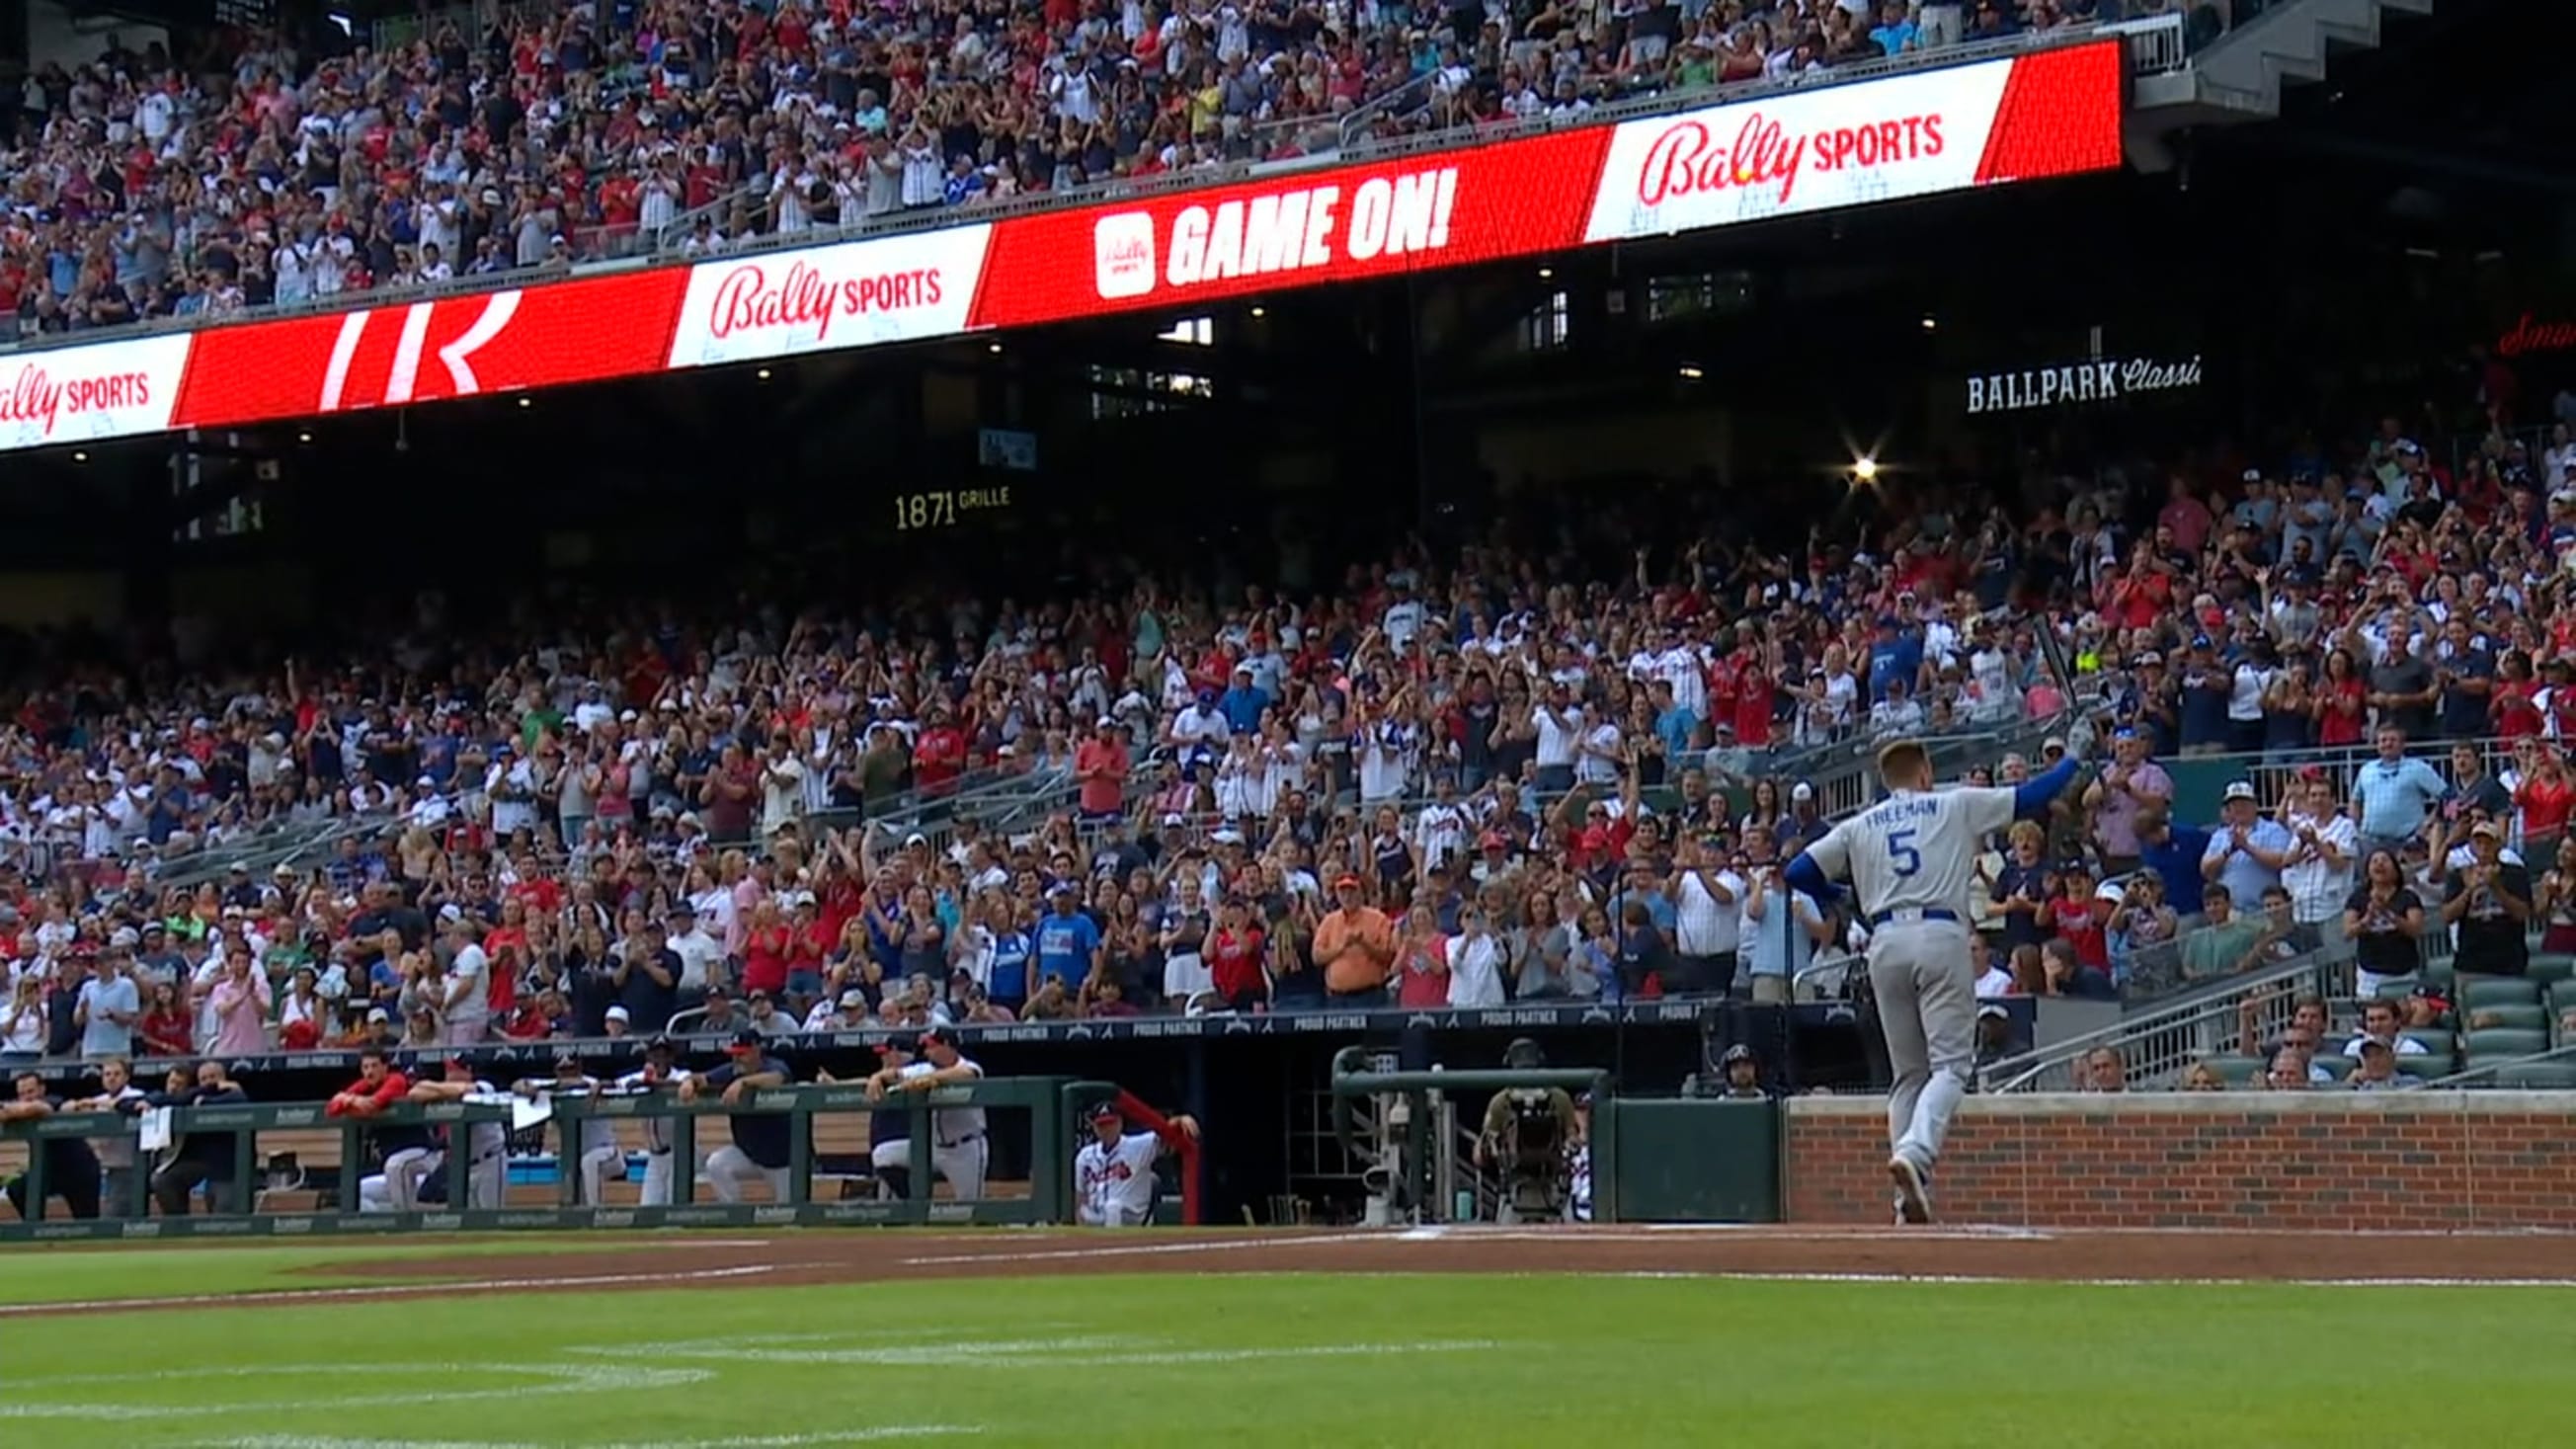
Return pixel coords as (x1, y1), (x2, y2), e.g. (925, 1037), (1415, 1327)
(728, 1027), (764, 1050)
(1088, 1101), (1121, 1123)
(920, 1025), (961, 1051)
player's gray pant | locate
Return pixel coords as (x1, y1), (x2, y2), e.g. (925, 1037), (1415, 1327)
(703, 1146), (790, 1203)
(1868, 922), (1975, 1174)
(574, 1145), (627, 1206)
(872, 1136), (989, 1200)
(639, 1149), (678, 1205)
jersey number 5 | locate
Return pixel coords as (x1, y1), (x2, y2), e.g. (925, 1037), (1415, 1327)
(1888, 828), (1922, 878)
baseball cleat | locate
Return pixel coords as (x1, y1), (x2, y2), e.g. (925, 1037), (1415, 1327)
(1888, 1156), (1933, 1225)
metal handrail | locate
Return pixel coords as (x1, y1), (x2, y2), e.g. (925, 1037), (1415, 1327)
(2419, 1039), (2576, 1088)
(1, 20), (2175, 362)
(1978, 942), (2355, 1092)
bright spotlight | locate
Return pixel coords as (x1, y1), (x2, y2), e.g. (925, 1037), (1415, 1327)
(1852, 456), (1881, 483)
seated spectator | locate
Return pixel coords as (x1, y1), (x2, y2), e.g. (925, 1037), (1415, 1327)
(2264, 1045), (2317, 1090)
(2179, 1059), (2227, 1091)
(2080, 1047), (2128, 1093)
(2348, 1036), (2426, 1090)
(2340, 998), (2432, 1060)
(2035, 938), (2117, 1001)
(2181, 884), (2268, 980)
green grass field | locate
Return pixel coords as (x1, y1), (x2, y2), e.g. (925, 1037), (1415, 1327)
(2, 1246), (2571, 1448)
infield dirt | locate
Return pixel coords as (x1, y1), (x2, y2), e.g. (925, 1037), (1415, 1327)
(20, 1224), (2574, 1317)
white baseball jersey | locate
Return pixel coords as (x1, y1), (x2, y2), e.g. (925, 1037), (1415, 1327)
(926, 1056), (986, 1146)
(1802, 786), (2016, 921)
(1076, 1130), (1164, 1226)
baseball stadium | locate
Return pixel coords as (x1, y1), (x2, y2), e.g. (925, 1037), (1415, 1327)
(4, 0), (2574, 1444)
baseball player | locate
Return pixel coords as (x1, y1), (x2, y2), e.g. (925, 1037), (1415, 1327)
(859, 1025), (988, 1201)
(513, 1053), (622, 1206)
(1074, 1101), (1199, 1227)
(402, 1056), (512, 1210)
(679, 1028), (795, 1203)
(1787, 734), (2086, 1224)
(610, 1036), (686, 1205)
(824, 1038), (926, 1200)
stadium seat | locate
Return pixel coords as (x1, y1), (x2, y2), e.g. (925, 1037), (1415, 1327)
(2396, 1033), (2455, 1071)
(2415, 954), (2455, 989)
(2309, 1054), (2356, 1082)
(2459, 977), (2541, 1008)
(2464, 1028), (2549, 1062)
(2524, 954), (2576, 986)
(2465, 1004), (2549, 1032)
(2202, 1055), (2267, 1087)
(2492, 1062), (2576, 1088)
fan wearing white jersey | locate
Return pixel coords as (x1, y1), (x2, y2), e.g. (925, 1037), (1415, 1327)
(1075, 1100), (1201, 1227)
(1787, 736), (2086, 1224)
(862, 1025), (990, 1201)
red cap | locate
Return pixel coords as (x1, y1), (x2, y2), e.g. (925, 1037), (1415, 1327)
(1333, 873), (1361, 890)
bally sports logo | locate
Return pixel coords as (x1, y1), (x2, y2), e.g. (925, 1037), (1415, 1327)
(705, 259), (947, 345)
(1636, 112), (1946, 209)
(1579, 50), (2103, 244)
(0, 334), (189, 447)
(666, 227), (992, 368)
(1090, 167), (1461, 302)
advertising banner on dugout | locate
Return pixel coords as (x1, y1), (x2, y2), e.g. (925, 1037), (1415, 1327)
(0, 40), (2124, 453)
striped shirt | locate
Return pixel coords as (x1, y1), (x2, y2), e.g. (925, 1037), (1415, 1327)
(1672, 869), (1744, 955)
(2280, 808), (2357, 925)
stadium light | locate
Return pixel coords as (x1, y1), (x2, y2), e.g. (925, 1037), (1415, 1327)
(297, 431), (312, 444)
(1920, 315), (1938, 331)
(1537, 266), (1554, 280)
(1677, 364), (1705, 380)
(756, 368), (771, 381)
(518, 397), (532, 409)
(988, 342), (1005, 355)
(71, 451), (88, 463)
(1851, 456), (1880, 483)
(1249, 305), (1265, 318)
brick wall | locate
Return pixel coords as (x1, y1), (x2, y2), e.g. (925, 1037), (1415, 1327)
(1785, 1092), (2576, 1231)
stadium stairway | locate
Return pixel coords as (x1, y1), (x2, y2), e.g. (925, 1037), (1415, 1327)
(2127, 0), (2436, 163)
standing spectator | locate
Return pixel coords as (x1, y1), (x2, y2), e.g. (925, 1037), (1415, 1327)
(1669, 834), (1742, 997)
(2343, 848), (2428, 999)
(2351, 726), (2449, 861)
(2278, 769), (2358, 942)
(2082, 728), (2172, 877)
(612, 919), (683, 1034)
(2443, 822), (2533, 979)
(74, 948), (139, 1060)
(1316, 874), (1396, 1006)
(1739, 849), (1828, 1005)
(2200, 781), (2293, 913)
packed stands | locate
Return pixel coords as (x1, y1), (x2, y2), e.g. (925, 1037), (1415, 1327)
(6, 384), (2576, 1084)
(4, 1), (2127, 338)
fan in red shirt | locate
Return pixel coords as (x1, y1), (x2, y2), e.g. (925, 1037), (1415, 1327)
(1075, 719), (1129, 819)
(913, 704), (968, 797)
(741, 902), (794, 999)
(1204, 898), (1267, 1012)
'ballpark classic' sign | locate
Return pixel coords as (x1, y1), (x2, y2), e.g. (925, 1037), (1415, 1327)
(1965, 353), (2202, 414)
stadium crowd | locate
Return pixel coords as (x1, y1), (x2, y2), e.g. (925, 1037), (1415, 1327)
(6, 1), (2126, 336)
(3, 398), (2575, 1077)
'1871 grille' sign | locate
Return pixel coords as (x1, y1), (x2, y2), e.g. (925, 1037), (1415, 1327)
(1966, 355), (2202, 414)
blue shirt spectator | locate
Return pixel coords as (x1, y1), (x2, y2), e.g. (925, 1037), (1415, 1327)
(2351, 735), (2449, 844)
(2201, 784), (2295, 913)
(1034, 898), (1102, 990)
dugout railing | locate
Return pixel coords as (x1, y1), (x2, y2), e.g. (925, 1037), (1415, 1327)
(0, 1077), (1139, 1241)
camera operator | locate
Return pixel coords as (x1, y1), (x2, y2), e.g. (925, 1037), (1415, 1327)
(1472, 1038), (1579, 1225)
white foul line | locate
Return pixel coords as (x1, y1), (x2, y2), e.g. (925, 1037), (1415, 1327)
(1582, 1271), (2576, 1288)
(0, 1263), (776, 1318)
(0, 1364), (714, 1421)
(898, 1233), (1384, 1267)
(208, 1422), (973, 1433)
